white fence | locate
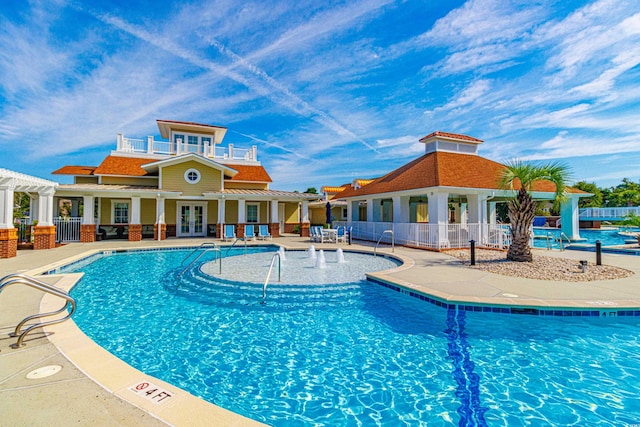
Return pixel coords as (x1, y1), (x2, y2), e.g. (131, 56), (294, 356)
(579, 207), (640, 219)
(334, 221), (512, 250)
(53, 217), (82, 242)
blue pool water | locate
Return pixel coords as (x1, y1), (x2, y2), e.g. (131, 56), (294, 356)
(532, 227), (638, 248)
(63, 247), (640, 426)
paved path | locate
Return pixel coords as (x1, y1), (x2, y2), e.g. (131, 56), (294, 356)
(0, 237), (638, 426)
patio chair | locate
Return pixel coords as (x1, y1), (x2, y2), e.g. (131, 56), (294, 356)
(244, 224), (256, 241)
(310, 226), (321, 242)
(335, 226), (347, 244)
(258, 224), (272, 240)
(223, 224), (236, 241)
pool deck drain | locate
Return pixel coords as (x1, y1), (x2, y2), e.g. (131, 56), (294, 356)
(1, 236), (639, 426)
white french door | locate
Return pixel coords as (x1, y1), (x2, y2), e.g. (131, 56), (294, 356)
(177, 202), (207, 237)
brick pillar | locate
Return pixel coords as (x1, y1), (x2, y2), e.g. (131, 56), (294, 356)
(33, 225), (56, 250)
(237, 223), (246, 238)
(153, 223), (167, 240)
(300, 222), (310, 237)
(80, 224), (96, 243)
(128, 224), (142, 241)
(216, 224), (223, 240)
(269, 223), (280, 238)
(0, 228), (18, 258)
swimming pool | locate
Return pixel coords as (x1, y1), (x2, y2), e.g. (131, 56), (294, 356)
(62, 246), (640, 426)
(532, 227), (638, 249)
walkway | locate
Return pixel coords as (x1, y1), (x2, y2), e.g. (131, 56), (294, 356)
(1, 237), (638, 426)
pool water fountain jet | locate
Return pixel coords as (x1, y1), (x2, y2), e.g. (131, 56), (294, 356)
(278, 246), (286, 261)
(307, 245), (316, 258)
(315, 250), (326, 269)
(336, 248), (346, 263)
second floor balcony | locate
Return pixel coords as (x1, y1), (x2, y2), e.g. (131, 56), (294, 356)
(115, 134), (258, 163)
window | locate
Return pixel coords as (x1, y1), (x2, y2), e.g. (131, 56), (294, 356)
(111, 200), (130, 224)
(247, 203), (259, 223)
(184, 168), (201, 184)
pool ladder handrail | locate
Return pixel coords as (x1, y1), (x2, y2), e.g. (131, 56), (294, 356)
(180, 242), (219, 264)
(178, 245), (221, 277)
(225, 237), (247, 256)
(262, 253), (281, 303)
(0, 273), (76, 349)
(546, 232), (571, 251)
(374, 230), (394, 256)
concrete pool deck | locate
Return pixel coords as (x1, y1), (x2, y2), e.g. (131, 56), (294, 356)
(1, 237), (639, 426)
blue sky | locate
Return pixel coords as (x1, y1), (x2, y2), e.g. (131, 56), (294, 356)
(1, 0), (639, 192)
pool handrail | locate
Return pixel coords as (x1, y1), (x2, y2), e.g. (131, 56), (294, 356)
(225, 237), (247, 256)
(180, 242), (219, 265)
(374, 230), (394, 256)
(262, 253), (281, 303)
(0, 273), (76, 349)
(178, 247), (221, 277)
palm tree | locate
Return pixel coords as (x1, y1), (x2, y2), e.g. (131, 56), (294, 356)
(498, 160), (572, 262)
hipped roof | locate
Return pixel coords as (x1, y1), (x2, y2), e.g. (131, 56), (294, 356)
(337, 151), (584, 198)
(53, 155), (272, 182)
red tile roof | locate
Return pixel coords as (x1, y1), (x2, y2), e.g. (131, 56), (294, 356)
(337, 151), (583, 198)
(52, 166), (97, 175)
(225, 165), (272, 182)
(93, 156), (157, 176)
(419, 131), (483, 143)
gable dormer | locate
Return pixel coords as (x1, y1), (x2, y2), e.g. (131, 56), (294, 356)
(419, 131), (483, 155)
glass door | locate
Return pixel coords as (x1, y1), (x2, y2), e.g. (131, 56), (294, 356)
(177, 202), (207, 237)
(194, 205), (204, 234)
(180, 205), (191, 235)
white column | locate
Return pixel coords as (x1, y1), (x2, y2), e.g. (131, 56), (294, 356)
(366, 198), (374, 223)
(270, 200), (279, 223)
(156, 196), (165, 225)
(218, 198), (226, 225)
(560, 195), (581, 240)
(131, 196), (141, 225)
(459, 203), (468, 224)
(83, 196), (95, 225)
(466, 194), (482, 243)
(428, 192), (449, 248)
(0, 185), (15, 228)
(392, 196), (404, 224)
(489, 202), (497, 225)
(301, 200), (309, 223)
(347, 201), (353, 223)
(37, 189), (55, 226)
(238, 199), (246, 223)
(29, 195), (38, 223)
(147, 136), (154, 154)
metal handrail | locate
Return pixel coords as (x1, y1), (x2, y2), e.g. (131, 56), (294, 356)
(262, 253), (281, 303)
(225, 237), (247, 255)
(180, 242), (218, 265)
(556, 232), (571, 251)
(178, 247), (221, 277)
(374, 230), (394, 256)
(0, 273), (76, 348)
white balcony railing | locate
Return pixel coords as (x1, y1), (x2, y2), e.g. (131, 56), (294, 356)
(116, 134), (258, 162)
(333, 221), (513, 251)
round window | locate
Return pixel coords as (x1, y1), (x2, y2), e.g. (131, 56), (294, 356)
(184, 168), (201, 184)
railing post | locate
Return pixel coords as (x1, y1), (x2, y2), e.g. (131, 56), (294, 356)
(470, 239), (476, 266)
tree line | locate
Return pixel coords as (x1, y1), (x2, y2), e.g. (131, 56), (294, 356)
(573, 178), (640, 208)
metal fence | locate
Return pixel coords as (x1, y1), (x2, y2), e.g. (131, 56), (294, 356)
(53, 217), (82, 242)
(334, 221), (513, 250)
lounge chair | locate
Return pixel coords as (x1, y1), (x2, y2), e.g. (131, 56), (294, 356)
(258, 224), (272, 240)
(244, 224), (256, 240)
(224, 224), (236, 241)
(310, 226), (321, 242)
(335, 226), (347, 244)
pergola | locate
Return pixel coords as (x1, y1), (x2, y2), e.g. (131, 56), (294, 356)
(0, 168), (58, 258)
